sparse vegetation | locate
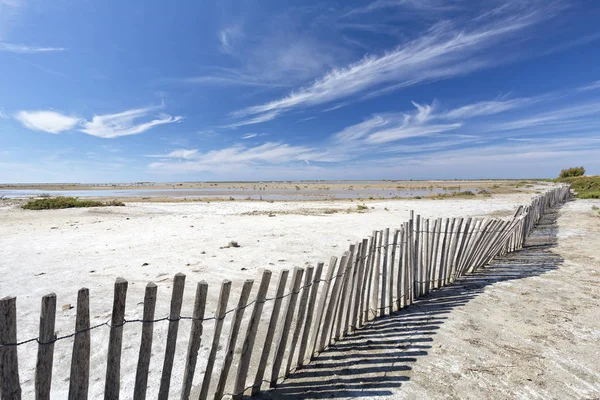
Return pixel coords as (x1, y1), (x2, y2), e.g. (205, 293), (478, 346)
(22, 197), (125, 210)
(357, 204), (368, 211)
(559, 166), (585, 179)
(557, 172), (600, 199)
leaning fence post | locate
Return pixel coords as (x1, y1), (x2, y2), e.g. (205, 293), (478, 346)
(134, 283), (157, 400)
(270, 267), (304, 387)
(180, 281), (208, 400)
(232, 271), (271, 400)
(199, 280), (231, 400)
(214, 279), (254, 400)
(252, 270), (289, 395)
(104, 277), (128, 400)
(158, 273), (186, 400)
(0, 296), (22, 400)
(69, 288), (90, 400)
(285, 266), (314, 376)
(36, 293), (57, 400)
(297, 263), (323, 367)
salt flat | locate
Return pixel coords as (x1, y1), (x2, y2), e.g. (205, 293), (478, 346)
(0, 189), (549, 399)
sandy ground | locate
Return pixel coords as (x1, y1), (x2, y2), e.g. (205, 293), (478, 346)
(0, 186), (577, 399)
(257, 199), (600, 400)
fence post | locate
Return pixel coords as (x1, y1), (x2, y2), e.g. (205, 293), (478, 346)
(134, 283), (157, 400)
(252, 270), (289, 395)
(232, 271), (271, 400)
(199, 280), (231, 400)
(214, 279), (254, 400)
(297, 263), (323, 367)
(158, 273), (186, 400)
(270, 267), (304, 387)
(35, 293), (56, 400)
(307, 257), (336, 360)
(0, 296), (22, 400)
(104, 278), (128, 400)
(69, 288), (90, 400)
(180, 281), (208, 400)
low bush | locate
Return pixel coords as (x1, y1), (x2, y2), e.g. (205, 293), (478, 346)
(22, 197), (125, 210)
(557, 175), (600, 199)
(559, 166), (585, 178)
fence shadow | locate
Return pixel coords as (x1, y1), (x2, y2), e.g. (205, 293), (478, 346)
(255, 206), (564, 399)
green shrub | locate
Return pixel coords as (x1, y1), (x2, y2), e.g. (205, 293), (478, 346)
(559, 166), (585, 178)
(578, 191), (600, 199)
(357, 204), (368, 211)
(22, 197), (125, 210)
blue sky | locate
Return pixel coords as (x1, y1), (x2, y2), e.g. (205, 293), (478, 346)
(1, 0), (599, 183)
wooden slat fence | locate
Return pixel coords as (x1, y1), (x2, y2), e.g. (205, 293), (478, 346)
(0, 185), (571, 399)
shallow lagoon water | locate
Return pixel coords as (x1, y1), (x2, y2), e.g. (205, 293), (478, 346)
(0, 187), (464, 200)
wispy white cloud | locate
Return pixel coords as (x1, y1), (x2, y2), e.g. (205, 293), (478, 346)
(148, 142), (318, 174)
(15, 105), (183, 138)
(231, 1), (561, 125)
(0, 42), (65, 53)
(81, 106), (183, 139)
(577, 80), (600, 92)
(345, 0), (460, 17)
(218, 26), (244, 55)
(14, 110), (80, 134)
(442, 97), (539, 120)
(332, 96), (531, 145)
(146, 149), (199, 159)
(223, 110), (281, 128)
(241, 132), (268, 139)
(490, 102), (600, 132)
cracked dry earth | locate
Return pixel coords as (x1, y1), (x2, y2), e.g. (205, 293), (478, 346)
(257, 200), (600, 400)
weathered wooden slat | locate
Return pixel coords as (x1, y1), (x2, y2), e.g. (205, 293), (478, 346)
(69, 288), (90, 400)
(214, 279), (254, 400)
(371, 232), (382, 315)
(296, 263), (323, 367)
(0, 296), (22, 400)
(363, 232), (377, 321)
(334, 245), (355, 340)
(251, 270), (289, 395)
(388, 230), (398, 311)
(380, 229), (389, 316)
(158, 273), (186, 400)
(318, 254), (346, 352)
(307, 257), (336, 360)
(345, 243), (361, 335)
(437, 218), (450, 288)
(359, 236), (375, 325)
(396, 226), (405, 309)
(284, 266), (313, 376)
(270, 267), (304, 387)
(232, 271), (271, 400)
(134, 283), (157, 400)
(104, 278), (128, 400)
(180, 281), (208, 400)
(198, 280), (231, 400)
(351, 239), (368, 328)
(423, 219), (431, 294)
(36, 293), (56, 400)
(342, 243), (360, 337)
(414, 215), (421, 298)
(447, 217), (464, 283)
(442, 219), (456, 285)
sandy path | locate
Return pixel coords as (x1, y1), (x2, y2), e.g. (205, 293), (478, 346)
(0, 190), (552, 399)
(257, 199), (600, 399)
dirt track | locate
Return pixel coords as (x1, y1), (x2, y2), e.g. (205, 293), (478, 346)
(257, 199), (600, 399)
